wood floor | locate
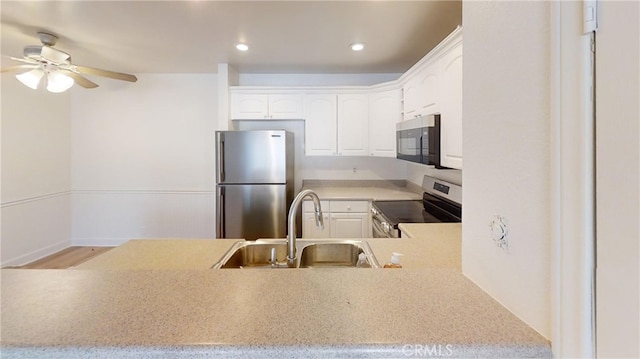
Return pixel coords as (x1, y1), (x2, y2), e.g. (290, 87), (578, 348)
(7, 247), (114, 269)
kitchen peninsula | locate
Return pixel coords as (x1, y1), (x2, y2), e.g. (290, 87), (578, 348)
(0, 224), (551, 358)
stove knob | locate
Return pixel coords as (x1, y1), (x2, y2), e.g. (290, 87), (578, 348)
(371, 207), (379, 216)
(382, 222), (391, 233)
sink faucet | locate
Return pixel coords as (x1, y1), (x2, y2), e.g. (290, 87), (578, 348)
(287, 189), (324, 267)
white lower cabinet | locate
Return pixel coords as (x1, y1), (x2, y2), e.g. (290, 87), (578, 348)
(302, 200), (371, 238)
(330, 212), (370, 238)
(303, 212), (331, 238)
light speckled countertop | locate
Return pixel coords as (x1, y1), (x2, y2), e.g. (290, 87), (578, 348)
(75, 232), (460, 271)
(398, 222), (462, 241)
(75, 238), (241, 270)
(302, 180), (422, 201)
(1, 224), (551, 358)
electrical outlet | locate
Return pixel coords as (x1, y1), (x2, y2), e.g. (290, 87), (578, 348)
(490, 215), (509, 250)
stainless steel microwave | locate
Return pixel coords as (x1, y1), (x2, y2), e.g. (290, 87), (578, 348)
(396, 114), (447, 168)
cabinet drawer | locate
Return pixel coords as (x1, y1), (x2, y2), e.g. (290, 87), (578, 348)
(302, 200), (330, 213)
(330, 200), (369, 213)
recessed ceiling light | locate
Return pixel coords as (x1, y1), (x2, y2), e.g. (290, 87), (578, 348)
(236, 43), (249, 51)
(350, 43), (365, 51)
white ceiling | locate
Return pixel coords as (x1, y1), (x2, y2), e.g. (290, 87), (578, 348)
(0, 1), (462, 75)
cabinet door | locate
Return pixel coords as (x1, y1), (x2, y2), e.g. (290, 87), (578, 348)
(369, 89), (401, 157)
(231, 93), (269, 119)
(418, 61), (439, 115)
(268, 94), (303, 119)
(304, 94), (337, 156)
(337, 94), (369, 156)
(403, 76), (419, 120)
(303, 212), (331, 238)
(330, 212), (370, 238)
(439, 41), (463, 169)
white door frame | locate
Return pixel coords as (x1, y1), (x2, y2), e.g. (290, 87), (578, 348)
(550, 1), (596, 357)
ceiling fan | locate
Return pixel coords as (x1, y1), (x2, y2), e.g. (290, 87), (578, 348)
(1, 31), (137, 93)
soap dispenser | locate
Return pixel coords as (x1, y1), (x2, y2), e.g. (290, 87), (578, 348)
(383, 252), (403, 268)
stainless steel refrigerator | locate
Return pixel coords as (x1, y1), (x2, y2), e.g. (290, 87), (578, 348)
(216, 130), (294, 240)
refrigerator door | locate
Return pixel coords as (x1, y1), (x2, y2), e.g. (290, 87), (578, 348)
(217, 184), (287, 240)
(216, 130), (289, 184)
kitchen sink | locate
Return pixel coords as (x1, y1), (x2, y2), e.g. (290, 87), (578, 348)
(211, 239), (379, 269)
(215, 242), (289, 269)
(299, 243), (367, 268)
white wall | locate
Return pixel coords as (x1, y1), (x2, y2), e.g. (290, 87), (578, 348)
(1, 76), (72, 266)
(406, 162), (462, 187)
(462, 1), (551, 338)
(71, 74), (218, 245)
(595, 1), (640, 357)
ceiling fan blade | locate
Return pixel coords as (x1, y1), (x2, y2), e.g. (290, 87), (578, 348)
(75, 65), (137, 82)
(41, 46), (71, 64)
(4, 56), (39, 65)
(0, 64), (38, 73)
(59, 69), (99, 89)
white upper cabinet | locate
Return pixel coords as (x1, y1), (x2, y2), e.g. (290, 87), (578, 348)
(231, 92), (303, 120)
(419, 61), (440, 116)
(438, 40), (463, 169)
(337, 94), (369, 156)
(400, 27), (463, 169)
(402, 76), (420, 120)
(269, 94), (304, 119)
(369, 89), (401, 157)
(403, 61), (439, 120)
(304, 94), (337, 156)
(232, 93), (268, 119)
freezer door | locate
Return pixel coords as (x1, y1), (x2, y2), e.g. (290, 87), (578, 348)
(216, 130), (290, 184)
(217, 184), (287, 240)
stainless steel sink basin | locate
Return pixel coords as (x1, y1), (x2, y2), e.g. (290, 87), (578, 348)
(215, 242), (288, 269)
(211, 239), (379, 269)
(299, 243), (367, 268)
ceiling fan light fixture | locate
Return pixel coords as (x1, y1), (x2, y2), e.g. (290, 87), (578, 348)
(16, 69), (45, 89)
(46, 70), (74, 93)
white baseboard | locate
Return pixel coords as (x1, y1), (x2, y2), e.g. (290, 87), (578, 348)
(71, 238), (130, 247)
(1, 239), (70, 267)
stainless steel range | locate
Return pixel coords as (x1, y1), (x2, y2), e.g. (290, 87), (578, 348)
(371, 175), (462, 238)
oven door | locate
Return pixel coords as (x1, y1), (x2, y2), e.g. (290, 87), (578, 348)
(371, 212), (399, 238)
(372, 217), (389, 238)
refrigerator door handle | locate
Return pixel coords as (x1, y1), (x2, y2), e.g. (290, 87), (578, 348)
(217, 133), (225, 183)
(217, 186), (225, 238)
